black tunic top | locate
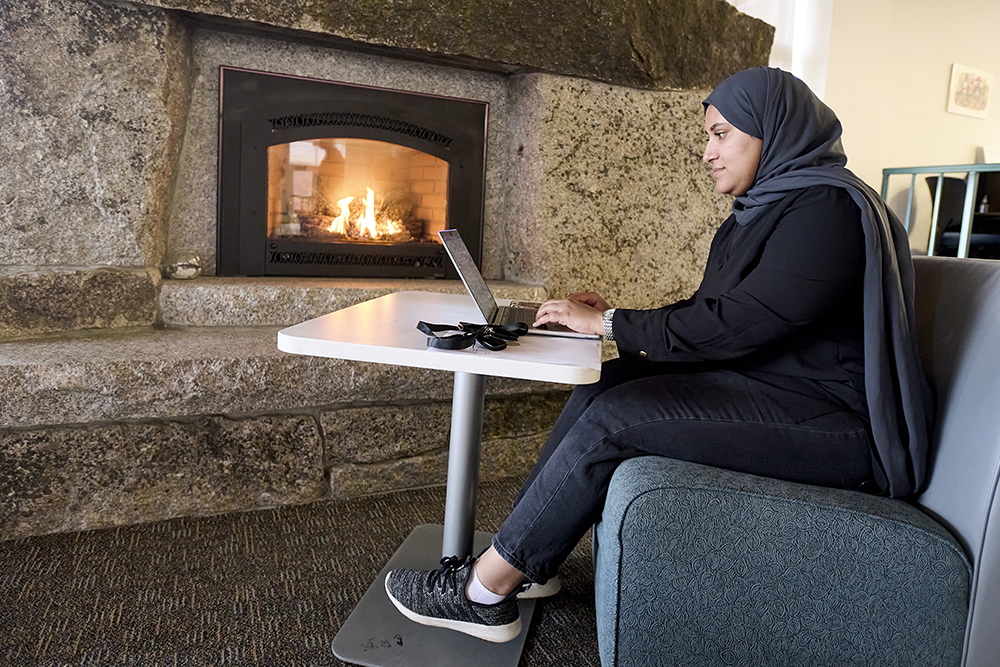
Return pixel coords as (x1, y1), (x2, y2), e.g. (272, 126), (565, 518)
(613, 185), (868, 420)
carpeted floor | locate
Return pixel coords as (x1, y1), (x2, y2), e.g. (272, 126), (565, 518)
(0, 478), (599, 666)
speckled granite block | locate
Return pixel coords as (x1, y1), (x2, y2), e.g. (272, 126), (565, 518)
(480, 391), (570, 476)
(325, 392), (570, 498)
(506, 74), (733, 309)
(0, 326), (565, 429)
(158, 278), (547, 327)
(0, 0), (191, 267)
(134, 0), (771, 90)
(323, 401), (453, 466)
(0, 267), (159, 339)
(0, 414), (326, 539)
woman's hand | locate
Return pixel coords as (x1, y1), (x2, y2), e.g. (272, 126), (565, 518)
(532, 293), (609, 335)
(566, 292), (612, 312)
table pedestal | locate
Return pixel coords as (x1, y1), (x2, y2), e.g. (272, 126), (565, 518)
(442, 371), (485, 558)
(332, 372), (535, 666)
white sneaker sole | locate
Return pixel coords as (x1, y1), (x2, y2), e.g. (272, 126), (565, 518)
(384, 573), (522, 643)
(517, 576), (561, 599)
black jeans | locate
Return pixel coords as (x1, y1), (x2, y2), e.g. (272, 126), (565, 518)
(491, 356), (875, 584)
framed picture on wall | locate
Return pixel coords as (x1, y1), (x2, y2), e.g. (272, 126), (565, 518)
(947, 63), (993, 119)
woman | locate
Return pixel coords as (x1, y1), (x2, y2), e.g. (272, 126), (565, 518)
(384, 67), (931, 643)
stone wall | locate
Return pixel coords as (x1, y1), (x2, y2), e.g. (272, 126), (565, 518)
(0, 0), (761, 307)
(0, 0), (769, 539)
(165, 24), (731, 302)
(132, 0), (772, 91)
(0, 0), (190, 269)
(506, 75), (728, 308)
(0, 278), (560, 539)
(2, 380), (571, 537)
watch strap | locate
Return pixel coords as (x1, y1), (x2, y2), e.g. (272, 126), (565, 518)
(602, 308), (616, 341)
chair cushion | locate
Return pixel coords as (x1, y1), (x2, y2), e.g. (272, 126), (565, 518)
(595, 457), (971, 667)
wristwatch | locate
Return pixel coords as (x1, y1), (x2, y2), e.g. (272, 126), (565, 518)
(602, 308), (616, 341)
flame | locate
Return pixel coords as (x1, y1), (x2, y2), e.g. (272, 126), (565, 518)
(327, 196), (354, 234)
(360, 188), (377, 238)
(324, 187), (399, 238)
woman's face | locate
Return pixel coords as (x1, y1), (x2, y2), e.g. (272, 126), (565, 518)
(702, 104), (763, 197)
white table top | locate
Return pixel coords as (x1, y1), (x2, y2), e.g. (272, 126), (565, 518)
(277, 291), (602, 385)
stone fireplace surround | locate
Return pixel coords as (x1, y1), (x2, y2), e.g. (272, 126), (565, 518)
(0, 0), (770, 539)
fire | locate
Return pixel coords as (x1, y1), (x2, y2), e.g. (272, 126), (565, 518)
(328, 196), (353, 234)
(270, 138), (448, 244)
(360, 187), (377, 238)
(323, 186), (403, 239)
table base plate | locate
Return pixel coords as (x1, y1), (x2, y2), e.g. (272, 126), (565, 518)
(331, 524), (537, 667)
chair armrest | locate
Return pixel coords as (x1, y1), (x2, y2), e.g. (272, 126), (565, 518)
(595, 457), (971, 667)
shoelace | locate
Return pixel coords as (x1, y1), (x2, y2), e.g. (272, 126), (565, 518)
(425, 555), (475, 595)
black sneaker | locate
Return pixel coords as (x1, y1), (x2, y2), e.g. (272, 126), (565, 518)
(384, 556), (522, 643)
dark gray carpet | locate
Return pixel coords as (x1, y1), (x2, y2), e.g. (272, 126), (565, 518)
(0, 478), (599, 666)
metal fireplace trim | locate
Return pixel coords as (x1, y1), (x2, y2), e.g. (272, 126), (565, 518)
(217, 67), (488, 279)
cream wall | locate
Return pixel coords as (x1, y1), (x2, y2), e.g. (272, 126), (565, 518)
(824, 0), (1000, 251)
(728, 0), (834, 99)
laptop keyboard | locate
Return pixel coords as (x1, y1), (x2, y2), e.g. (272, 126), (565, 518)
(496, 301), (541, 326)
(497, 300), (584, 335)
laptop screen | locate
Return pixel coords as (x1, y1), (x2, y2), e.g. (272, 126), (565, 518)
(438, 229), (499, 322)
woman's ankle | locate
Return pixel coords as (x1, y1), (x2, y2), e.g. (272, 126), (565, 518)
(465, 564), (509, 604)
(475, 547), (525, 597)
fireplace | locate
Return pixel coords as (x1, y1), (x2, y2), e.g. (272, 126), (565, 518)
(217, 67), (487, 279)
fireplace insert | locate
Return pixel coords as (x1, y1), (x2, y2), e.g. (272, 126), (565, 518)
(217, 67), (487, 279)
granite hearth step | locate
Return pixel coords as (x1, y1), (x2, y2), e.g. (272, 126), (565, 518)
(0, 274), (557, 434)
(0, 326), (570, 541)
(157, 276), (547, 328)
(0, 314), (551, 432)
(0, 266), (547, 339)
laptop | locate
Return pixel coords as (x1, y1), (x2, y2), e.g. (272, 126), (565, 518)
(438, 229), (600, 339)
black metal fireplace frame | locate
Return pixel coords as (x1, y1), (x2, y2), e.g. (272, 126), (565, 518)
(217, 67), (488, 279)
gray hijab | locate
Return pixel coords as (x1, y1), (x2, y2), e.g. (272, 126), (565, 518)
(704, 67), (931, 498)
